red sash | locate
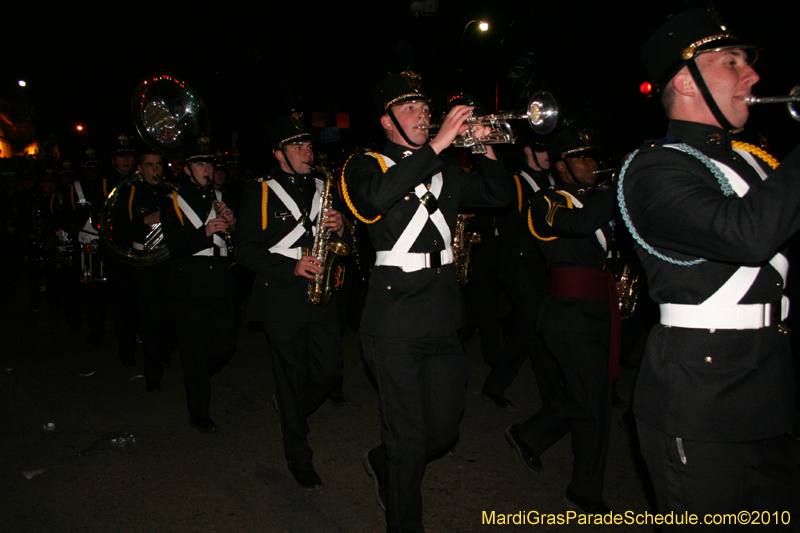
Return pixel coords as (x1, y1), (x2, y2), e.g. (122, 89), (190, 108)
(550, 267), (621, 383)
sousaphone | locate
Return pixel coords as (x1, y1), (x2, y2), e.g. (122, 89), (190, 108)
(99, 74), (210, 266)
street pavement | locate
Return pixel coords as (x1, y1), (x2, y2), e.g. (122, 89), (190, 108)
(1, 282), (797, 532)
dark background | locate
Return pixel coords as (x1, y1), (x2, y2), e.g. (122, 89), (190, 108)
(4, 0), (799, 172)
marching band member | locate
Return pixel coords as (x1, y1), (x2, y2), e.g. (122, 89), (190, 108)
(111, 150), (177, 391)
(235, 114), (346, 489)
(343, 71), (510, 533)
(506, 126), (618, 514)
(160, 136), (236, 433)
(620, 7), (800, 526)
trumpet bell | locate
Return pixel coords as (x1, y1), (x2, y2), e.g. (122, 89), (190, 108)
(526, 91), (559, 135)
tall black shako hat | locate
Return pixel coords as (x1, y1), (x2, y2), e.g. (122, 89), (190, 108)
(548, 126), (597, 164)
(373, 70), (430, 148)
(642, 7), (757, 91)
(111, 135), (136, 156)
(182, 135), (216, 164)
(641, 7), (757, 131)
(268, 112), (313, 151)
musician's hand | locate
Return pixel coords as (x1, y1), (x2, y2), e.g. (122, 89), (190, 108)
(217, 201), (235, 224)
(429, 105), (474, 155)
(205, 217), (228, 237)
(466, 124), (497, 160)
(143, 211), (160, 225)
(323, 209), (343, 234)
(295, 254), (323, 279)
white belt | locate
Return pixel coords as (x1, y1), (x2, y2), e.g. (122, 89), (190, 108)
(375, 249), (454, 272)
(270, 247), (303, 260)
(659, 296), (789, 330)
(132, 242), (144, 250)
(193, 247), (228, 257)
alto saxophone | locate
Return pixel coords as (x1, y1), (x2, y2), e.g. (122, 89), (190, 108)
(307, 167), (351, 306)
(616, 261), (641, 320)
(453, 214), (481, 287)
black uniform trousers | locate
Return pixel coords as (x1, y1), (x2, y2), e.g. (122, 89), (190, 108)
(362, 332), (468, 533)
(174, 295), (235, 423)
(134, 261), (177, 389)
(482, 248), (559, 405)
(637, 420), (799, 532)
(265, 320), (342, 472)
(518, 329), (611, 503)
(106, 257), (139, 365)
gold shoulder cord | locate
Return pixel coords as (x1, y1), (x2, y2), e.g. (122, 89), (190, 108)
(172, 191), (184, 226)
(340, 152), (383, 224)
(261, 181), (269, 230)
(128, 185), (136, 221)
(731, 141), (780, 169)
(513, 174), (523, 212)
(528, 190), (574, 242)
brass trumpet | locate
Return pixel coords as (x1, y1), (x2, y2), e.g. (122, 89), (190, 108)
(421, 91), (559, 154)
(745, 85), (800, 122)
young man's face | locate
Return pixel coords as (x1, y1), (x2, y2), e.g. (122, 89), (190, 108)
(138, 154), (164, 185)
(184, 161), (213, 186)
(212, 168), (227, 189)
(385, 101), (431, 149)
(695, 49), (759, 129)
(111, 154), (135, 175)
(558, 155), (599, 187)
(276, 142), (314, 175)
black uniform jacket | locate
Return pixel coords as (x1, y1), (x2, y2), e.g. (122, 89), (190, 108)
(343, 141), (511, 338)
(497, 164), (554, 262)
(622, 120), (800, 441)
(235, 169), (340, 323)
(160, 179), (234, 300)
(111, 179), (168, 247)
(529, 182), (617, 333)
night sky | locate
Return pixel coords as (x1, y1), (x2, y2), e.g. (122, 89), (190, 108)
(5, 0), (799, 172)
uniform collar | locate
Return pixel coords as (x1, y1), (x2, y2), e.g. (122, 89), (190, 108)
(383, 141), (419, 162)
(666, 119), (734, 158)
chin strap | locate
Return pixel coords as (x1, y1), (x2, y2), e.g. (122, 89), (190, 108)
(279, 147), (300, 175)
(687, 59), (740, 133)
(388, 108), (423, 148)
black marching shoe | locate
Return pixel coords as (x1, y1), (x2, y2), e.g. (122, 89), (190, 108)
(505, 425), (543, 473)
(565, 486), (612, 514)
(363, 449), (387, 511)
(482, 388), (513, 408)
(189, 417), (219, 434)
(290, 468), (322, 489)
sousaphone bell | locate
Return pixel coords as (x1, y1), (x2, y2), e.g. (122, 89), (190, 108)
(99, 74), (210, 266)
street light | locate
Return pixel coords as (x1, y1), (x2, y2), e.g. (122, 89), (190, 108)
(460, 19), (489, 57)
(18, 80), (26, 87)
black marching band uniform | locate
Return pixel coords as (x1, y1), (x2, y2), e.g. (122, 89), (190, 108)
(343, 71), (511, 532)
(509, 127), (618, 513)
(482, 145), (560, 407)
(160, 136), (236, 433)
(235, 115), (344, 489)
(96, 136), (140, 363)
(621, 8), (800, 526)
(110, 160), (177, 391)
